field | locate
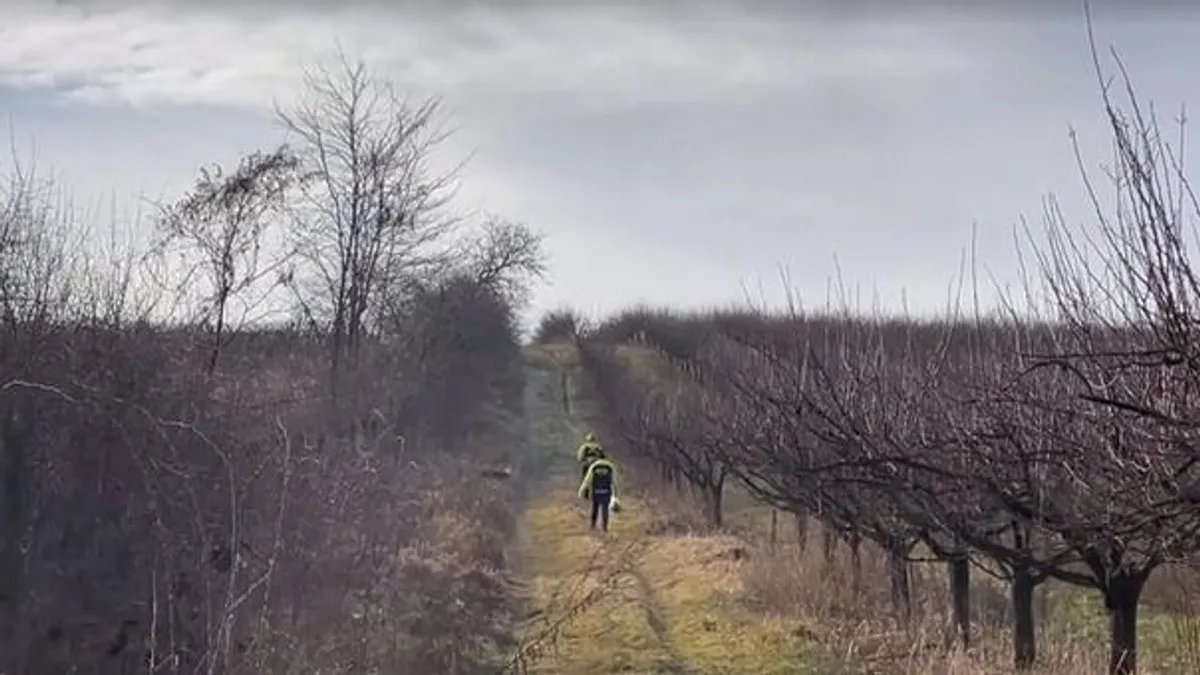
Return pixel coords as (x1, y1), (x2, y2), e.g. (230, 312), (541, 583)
(510, 344), (838, 674)
(506, 333), (1200, 675)
(5, 26), (1199, 675)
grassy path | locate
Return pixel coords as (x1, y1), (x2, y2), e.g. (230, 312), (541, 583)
(507, 345), (831, 675)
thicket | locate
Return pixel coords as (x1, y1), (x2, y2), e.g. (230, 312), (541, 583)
(0, 56), (543, 674)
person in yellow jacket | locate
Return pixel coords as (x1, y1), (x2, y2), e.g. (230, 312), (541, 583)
(575, 431), (605, 479)
(578, 457), (619, 532)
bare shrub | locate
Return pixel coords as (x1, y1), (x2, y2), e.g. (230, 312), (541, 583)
(532, 307), (583, 344)
(150, 146), (301, 374)
(0, 54), (539, 675)
(276, 53), (459, 397)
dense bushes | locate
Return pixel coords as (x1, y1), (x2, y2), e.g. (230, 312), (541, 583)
(0, 56), (541, 674)
(531, 307), (584, 345)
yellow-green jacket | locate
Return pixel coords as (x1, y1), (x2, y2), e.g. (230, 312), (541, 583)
(578, 458), (618, 499)
(576, 433), (605, 465)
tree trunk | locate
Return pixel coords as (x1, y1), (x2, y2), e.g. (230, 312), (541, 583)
(1105, 571), (1148, 675)
(821, 525), (838, 575)
(948, 553), (971, 650)
(889, 547), (913, 625)
(849, 533), (863, 600)
(795, 512), (809, 554)
(1011, 566), (1037, 670)
(0, 404), (28, 639)
(208, 321), (224, 374)
(707, 475), (724, 529)
(208, 289), (230, 375)
(330, 304), (346, 401)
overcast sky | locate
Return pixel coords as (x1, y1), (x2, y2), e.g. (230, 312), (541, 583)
(2, 1), (1198, 326)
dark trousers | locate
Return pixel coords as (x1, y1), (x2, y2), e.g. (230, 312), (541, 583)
(590, 490), (612, 531)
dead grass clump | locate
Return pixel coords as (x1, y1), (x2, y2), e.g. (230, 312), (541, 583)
(643, 496), (709, 539)
(737, 519), (1200, 674)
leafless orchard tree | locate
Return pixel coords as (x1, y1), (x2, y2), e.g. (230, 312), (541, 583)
(591, 316), (928, 612)
(582, 341), (730, 527)
(988, 37), (1200, 674)
(714, 319), (950, 619)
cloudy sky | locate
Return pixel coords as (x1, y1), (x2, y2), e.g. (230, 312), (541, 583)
(1, 1), (1198, 326)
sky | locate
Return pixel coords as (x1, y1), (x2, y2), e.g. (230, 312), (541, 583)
(1, 1), (1199, 328)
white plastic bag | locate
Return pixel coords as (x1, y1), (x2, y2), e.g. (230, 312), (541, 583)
(610, 496), (623, 513)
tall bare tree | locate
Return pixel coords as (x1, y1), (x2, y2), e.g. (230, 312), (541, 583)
(276, 54), (459, 397)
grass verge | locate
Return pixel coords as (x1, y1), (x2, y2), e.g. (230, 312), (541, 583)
(509, 342), (835, 674)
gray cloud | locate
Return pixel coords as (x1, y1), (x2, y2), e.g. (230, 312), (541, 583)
(4, 0), (1198, 322)
(2, 0), (981, 110)
(40, 0), (1200, 13)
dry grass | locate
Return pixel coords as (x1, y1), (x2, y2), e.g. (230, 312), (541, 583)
(731, 492), (1200, 674)
(525, 341), (583, 369)
(519, 342), (1197, 673)
(614, 343), (676, 380)
(515, 487), (831, 675)
(639, 531), (833, 674)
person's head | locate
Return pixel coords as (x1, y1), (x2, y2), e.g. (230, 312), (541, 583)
(584, 431), (597, 443)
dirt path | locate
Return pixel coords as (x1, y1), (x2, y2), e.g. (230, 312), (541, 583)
(629, 565), (697, 675)
(505, 346), (828, 675)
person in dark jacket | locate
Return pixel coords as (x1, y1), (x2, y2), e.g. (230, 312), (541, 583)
(578, 457), (619, 532)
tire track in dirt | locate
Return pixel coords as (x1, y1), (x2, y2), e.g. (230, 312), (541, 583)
(512, 347), (720, 675)
(554, 355), (699, 675)
(628, 565), (698, 675)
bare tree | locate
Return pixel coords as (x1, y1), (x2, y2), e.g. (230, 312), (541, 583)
(0, 147), (77, 337)
(583, 342), (729, 527)
(276, 53), (460, 397)
(153, 146), (300, 373)
(468, 215), (547, 307)
(987, 28), (1200, 674)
